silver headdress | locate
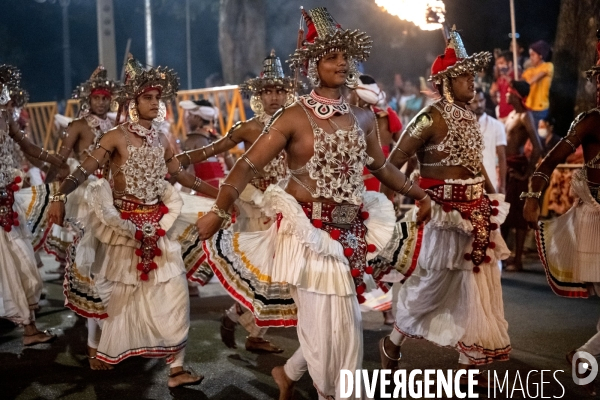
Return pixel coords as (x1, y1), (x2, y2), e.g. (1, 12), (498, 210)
(72, 66), (120, 116)
(116, 55), (179, 105)
(288, 7), (372, 75)
(239, 50), (296, 96)
(428, 26), (491, 85)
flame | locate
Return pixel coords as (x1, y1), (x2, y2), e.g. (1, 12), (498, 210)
(375, 0), (446, 31)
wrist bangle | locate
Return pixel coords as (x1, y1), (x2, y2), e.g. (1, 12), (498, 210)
(532, 172), (550, 185)
(519, 191), (542, 200)
(417, 193), (429, 202)
(220, 182), (240, 197)
(191, 177), (203, 192)
(210, 204), (232, 223)
(50, 193), (67, 204)
(184, 151), (192, 167)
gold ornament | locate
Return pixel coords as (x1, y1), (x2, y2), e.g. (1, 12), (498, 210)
(128, 101), (139, 123)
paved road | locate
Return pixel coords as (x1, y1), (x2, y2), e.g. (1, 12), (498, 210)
(1, 252), (599, 399)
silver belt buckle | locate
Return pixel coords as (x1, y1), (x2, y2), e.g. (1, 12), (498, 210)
(443, 184), (452, 200)
(331, 205), (358, 224)
(312, 202), (322, 220)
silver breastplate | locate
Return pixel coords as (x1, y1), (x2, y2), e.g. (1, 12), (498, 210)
(113, 124), (168, 203)
(83, 115), (113, 155)
(421, 99), (483, 175)
(0, 130), (15, 187)
(293, 102), (371, 205)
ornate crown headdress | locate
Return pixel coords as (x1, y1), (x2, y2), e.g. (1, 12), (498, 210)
(72, 66), (120, 115)
(9, 87), (29, 108)
(0, 65), (22, 89)
(0, 65), (22, 105)
(428, 26), (491, 85)
(239, 50), (296, 96)
(288, 7), (372, 73)
(116, 55), (179, 105)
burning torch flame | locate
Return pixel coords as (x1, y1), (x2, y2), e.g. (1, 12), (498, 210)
(375, 0), (446, 31)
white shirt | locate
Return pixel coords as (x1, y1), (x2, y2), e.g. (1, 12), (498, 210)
(478, 113), (507, 190)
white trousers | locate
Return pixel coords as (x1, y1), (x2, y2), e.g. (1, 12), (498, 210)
(226, 303), (268, 338)
(288, 286), (364, 400)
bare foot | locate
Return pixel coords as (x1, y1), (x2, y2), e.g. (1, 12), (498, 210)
(87, 346), (114, 370)
(379, 336), (401, 370)
(272, 366), (294, 400)
(23, 330), (56, 346)
(382, 310), (395, 325)
(245, 337), (284, 353)
(168, 368), (204, 388)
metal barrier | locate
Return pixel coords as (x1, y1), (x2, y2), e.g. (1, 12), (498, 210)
(167, 85), (247, 140)
(24, 102), (57, 150)
(25, 86), (247, 153)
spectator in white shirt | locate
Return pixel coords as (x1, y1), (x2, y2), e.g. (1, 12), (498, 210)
(469, 88), (507, 193)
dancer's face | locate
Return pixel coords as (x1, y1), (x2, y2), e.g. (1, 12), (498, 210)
(90, 93), (110, 116)
(450, 73), (475, 104)
(317, 51), (348, 88)
(260, 86), (287, 115)
(136, 89), (161, 120)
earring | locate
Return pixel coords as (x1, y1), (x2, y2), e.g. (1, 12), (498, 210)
(155, 101), (166, 123)
(443, 77), (454, 103)
(128, 101), (139, 123)
(0, 86), (11, 106)
(307, 60), (321, 87)
(250, 95), (265, 116)
(285, 92), (296, 107)
(345, 59), (360, 88)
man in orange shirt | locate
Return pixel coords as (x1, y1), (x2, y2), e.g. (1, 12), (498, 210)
(522, 40), (553, 128)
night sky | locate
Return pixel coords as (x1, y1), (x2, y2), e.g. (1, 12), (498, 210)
(0, 0), (561, 103)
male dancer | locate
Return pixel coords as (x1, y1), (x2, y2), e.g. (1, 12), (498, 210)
(197, 8), (431, 399)
(523, 31), (600, 396)
(0, 65), (64, 345)
(45, 66), (120, 273)
(178, 50), (295, 353)
(47, 56), (217, 387)
(502, 80), (543, 271)
(380, 28), (511, 388)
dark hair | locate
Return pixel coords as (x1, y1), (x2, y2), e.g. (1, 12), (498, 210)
(193, 99), (214, 108)
(541, 116), (556, 127)
(475, 87), (484, 95)
(497, 51), (513, 62)
(359, 74), (377, 85)
(511, 80), (530, 98)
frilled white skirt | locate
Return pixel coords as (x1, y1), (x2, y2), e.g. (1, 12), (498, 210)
(0, 194), (42, 325)
(62, 179), (213, 363)
(537, 169), (600, 298)
(204, 185), (396, 327)
(394, 178), (512, 365)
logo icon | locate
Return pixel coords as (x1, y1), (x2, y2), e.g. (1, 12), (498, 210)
(572, 351), (598, 386)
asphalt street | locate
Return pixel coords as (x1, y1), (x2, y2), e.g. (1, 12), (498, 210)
(1, 251), (599, 400)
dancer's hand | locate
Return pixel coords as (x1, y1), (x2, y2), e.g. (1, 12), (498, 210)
(416, 195), (432, 226)
(47, 201), (65, 227)
(523, 197), (540, 230)
(196, 212), (224, 240)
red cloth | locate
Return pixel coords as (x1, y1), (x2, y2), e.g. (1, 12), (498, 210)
(372, 106), (403, 134)
(431, 48), (460, 76)
(495, 76), (514, 119)
(418, 177), (445, 190)
(193, 161), (225, 191)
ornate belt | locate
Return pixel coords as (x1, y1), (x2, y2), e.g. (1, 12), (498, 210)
(428, 183), (499, 271)
(297, 201), (379, 302)
(250, 176), (277, 193)
(301, 202), (361, 225)
(114, 198), (169, 281)
(428, 182), (484, 202)
(0, 179), (21, 233)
